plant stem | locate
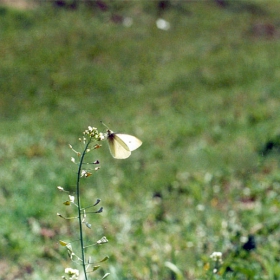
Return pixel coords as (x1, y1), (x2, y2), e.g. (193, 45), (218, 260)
(76, 138), (92, 280)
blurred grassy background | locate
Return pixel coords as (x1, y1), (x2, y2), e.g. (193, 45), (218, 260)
(1, 1), (280, 279)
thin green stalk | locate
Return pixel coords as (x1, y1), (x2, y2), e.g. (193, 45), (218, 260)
(76, 138), (92, 280)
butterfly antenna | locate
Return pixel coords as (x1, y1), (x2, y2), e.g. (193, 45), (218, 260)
(100, 121), (110, 129)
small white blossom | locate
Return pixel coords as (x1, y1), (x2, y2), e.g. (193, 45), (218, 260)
(98, 133), (105, 140)
(97, 236), (108, 245)
(81, 170), (92, 177)
(88, 126), (97, 132)
(213, 268), (218, 274)
(210, 251), (223, 263)
(64, 267), (79, 280)
(156, 18), (170, 30)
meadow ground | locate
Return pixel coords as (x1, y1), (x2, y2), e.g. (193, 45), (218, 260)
(1, 1), (280, 279)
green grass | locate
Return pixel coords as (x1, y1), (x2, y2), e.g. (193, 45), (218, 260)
(1, 1), (280, 279)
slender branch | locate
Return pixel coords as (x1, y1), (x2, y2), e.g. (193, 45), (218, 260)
(76, 138), (92, 280)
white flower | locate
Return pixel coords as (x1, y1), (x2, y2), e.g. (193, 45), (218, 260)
(210, 252), (223, 263)
(64, 267), (79, 279)
(88, 126), (97, 132)
(97, 132), (105, 141)
(97, 236), (108, 244)
(156, 18), (170, 31)
(81, 170), (92, 177)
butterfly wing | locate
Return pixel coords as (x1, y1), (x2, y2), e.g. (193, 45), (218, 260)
(107, 132), (131, 159)
(115, 134), (142, 151)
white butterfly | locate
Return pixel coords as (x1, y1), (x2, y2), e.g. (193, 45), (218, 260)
(106, 129), (142, 159)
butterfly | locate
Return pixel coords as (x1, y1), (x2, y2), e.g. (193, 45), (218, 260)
(106, 129), (142, 159)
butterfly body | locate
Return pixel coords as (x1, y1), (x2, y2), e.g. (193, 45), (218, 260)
(107, 129), (142, 159)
